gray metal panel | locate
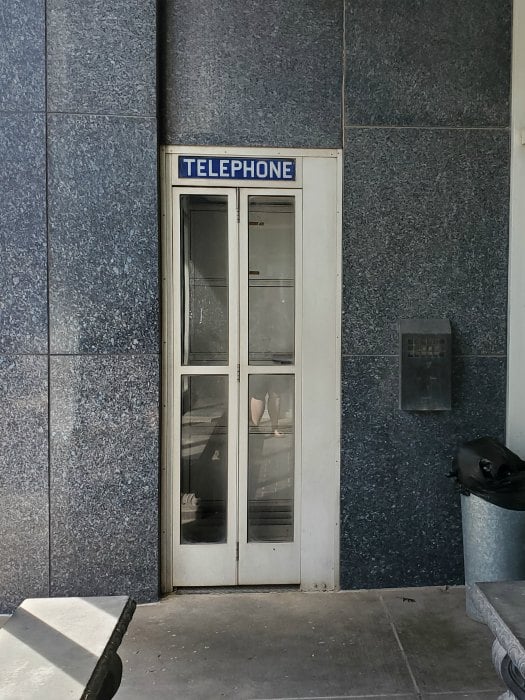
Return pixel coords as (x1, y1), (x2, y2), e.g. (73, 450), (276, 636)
(399, 318), (452, 411)
(399, 319), (451, 336)
(462, 494), (525, 621)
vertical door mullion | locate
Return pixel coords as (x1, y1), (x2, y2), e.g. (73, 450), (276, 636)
(294, 191), (303, 550)
(172, 187), (237, 587)
(238, 190), (249, 555)
(238, 188), (301, 585)
(172, 189), (183, 554)
(227, 192), (239, 579)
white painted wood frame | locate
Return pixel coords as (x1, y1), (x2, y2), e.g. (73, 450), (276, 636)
(160, 146), (342, 592)
(507, 0), (525, 453)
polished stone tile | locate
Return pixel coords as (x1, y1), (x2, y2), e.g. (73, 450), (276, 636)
(0, 0), (45, 111)
(162, 0), (342, 147)
(382, 587), (504, 693)
(0, 112), (47, 354)
(0, 356), (49, 613)
(48, 114), (158, 354)
(340, 356), (506, 590)
(342, 128), (510, 356)
(345, 0), (511, 127)
(47, 0), (156, 116)
(50, 355), (159, 602)
(119, 591), (415, 698)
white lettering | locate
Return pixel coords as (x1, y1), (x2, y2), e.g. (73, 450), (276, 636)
(269, 161), (281, 179)
(181, 157), (195, 177)
(231, 160), (242, 177)
(197, 159), (207, 177)
(256, 161), (268, 178)
(243, 160), (255, 178)
(182, 157), (294, 180)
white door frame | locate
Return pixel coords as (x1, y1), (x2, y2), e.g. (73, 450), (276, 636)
(507, 0), (525, 454)
(237, 188), (303, 585)
(160, 146), (342, 591)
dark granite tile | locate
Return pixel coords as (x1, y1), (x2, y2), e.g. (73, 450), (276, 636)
(340, 355), (506, 590)
(342, 128), (510, 356)
(48, 114), (159, 354)
(47, 0), (156, 116)
(0, 355), (49, 613)
(345, 0), (511, 127)
(50, 355), (159, 602)
(0, 113), (47, 354)
(0, 0), (45, 111)
(162, 0), (343, 147)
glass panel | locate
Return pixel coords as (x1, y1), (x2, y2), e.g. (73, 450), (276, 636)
(180, 375), (228, 543)
(248, 196), (295, 365)
(247, 374), (294, 542)
(181, 194), (228, 365)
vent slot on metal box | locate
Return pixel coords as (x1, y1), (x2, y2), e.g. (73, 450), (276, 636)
(399, 319), (452, 411)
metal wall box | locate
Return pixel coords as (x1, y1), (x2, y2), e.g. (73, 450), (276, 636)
(399, 319), (452, 411)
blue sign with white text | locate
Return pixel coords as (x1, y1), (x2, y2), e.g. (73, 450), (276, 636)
(178, 156), (296, 181)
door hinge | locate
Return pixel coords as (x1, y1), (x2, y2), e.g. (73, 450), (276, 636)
(237, 364), (240, 382)
(236, 189), (240, 223)
(236, 542), (239, 561)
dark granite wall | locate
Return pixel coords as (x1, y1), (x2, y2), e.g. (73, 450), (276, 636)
(341, 0), (511, 588)
(0, 0), (158, 613)
(163, 0), (511, 589)
(46, 0), (159, 604)
(0, 1), (49, 614)
(0, 0), (512, 610)
(161, 0), (343, 147)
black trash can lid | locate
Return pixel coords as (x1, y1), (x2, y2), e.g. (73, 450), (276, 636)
(451, 437), (525, 511)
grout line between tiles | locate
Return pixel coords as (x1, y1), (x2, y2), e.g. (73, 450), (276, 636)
(344, 124), (510, 131)
(340, 354), (506, 358)
(252, 695), (418, 700)
(44, 0), (51, 601)
(47, 110), (157, 119)
(341, 0), (346, 149)
(422, 692), (503, 696)
(379, 594), (422, 698)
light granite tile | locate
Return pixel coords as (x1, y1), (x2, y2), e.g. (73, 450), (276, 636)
(47, 0), (156, 116)
(0, 112), (47, 353)
(48, 114), (158, 354)
(0, 0), (45, 111)
(0, 355), (48, 613)
(50, 355), (159, 602)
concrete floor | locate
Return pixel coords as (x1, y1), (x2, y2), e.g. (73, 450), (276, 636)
(116, 586), (504, 700)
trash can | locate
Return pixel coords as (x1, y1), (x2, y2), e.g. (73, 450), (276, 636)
(453, 438), (525, 621)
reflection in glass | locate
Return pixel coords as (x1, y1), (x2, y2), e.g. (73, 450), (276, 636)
(180, 194), (228, 365)
(248, 374), (294, 542)
(180, 375), (228, 543)
(248, 196), (295, 365)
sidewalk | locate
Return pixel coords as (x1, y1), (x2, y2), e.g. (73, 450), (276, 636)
(117, 586), (503, 700)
